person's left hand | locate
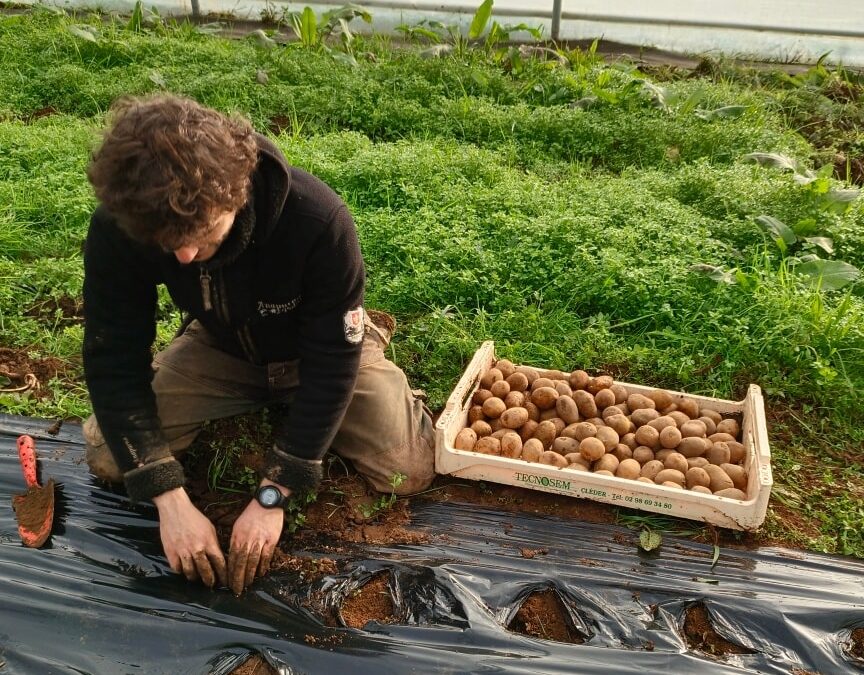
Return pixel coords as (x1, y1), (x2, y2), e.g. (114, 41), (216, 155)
(227, 492), (285, 595)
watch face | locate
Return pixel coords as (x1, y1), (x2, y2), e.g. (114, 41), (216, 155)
(257, 486), (283, 508)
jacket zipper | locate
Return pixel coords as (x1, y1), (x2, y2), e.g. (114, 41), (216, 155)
(214, 268), (260, 363)
(199, 267), (213, 311)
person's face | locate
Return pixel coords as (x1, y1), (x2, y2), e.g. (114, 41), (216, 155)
(171, 210), (236, 264)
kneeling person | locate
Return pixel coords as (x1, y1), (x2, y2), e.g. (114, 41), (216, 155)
(82, 95), (435, 594)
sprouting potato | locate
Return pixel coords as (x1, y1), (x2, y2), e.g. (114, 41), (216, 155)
(605, 414), (632, 437)
(531, 386), (560, 410)
(505, 372), (529, 392)
(704, 465), (734, 493)
(633, 446), (655, 464)
(470, 420), (492, 437)
(533, 420), (558, 449)
(540, 450), (569, 468)
(521, 438), (544, 462)
(595, 426), (620, 451)
(579, 437), (606, 462)
(472, 389), (493, 405)
(594, 454), (619, 474)
(500, 407), (529, 429)
(634, 424), (660, 449)
(616, 458), (642, 480)
(518, 419), (539, 443)
(647, 389), (674, 410)
(587, 375), (614, 394)
(640, 459), (665, 480)
(555, 396), (580, 424)
(631, 408), (660, 427)
(504, 391), (526, 409)
(654, 469), (686, 486)
(515, 366), (540, 385)
(468, 405), (486, 424)
(686, 466), (711, 489)
(676, 398), (700, 419)
(680, 420), (707, 438)
(627, 393), (656, 411)
(706, 441), (731, 465)
(495, 359), (516, 379)
(659, 425), (682, 449)
(489, 379), (510, 399)
(501, 431), (522, 459)
(716, 419), (740, 438)
(569, 369), (590, 390)
(677, 436), (708, 458)
(663, 452), (689, 474)
(594, 388), (616, 410)
(474, 436), (501, 455)
(572, 389), (598, 418)
(454, 428), (477, 451)
(714, 487), (747, 500)
(720, 463), (748, 491)
(610, 384), (628, 404)
(552, 436), (580, 455)
(480, 368), (503, 389)
(482, 397), (506, 419)
(531, 377), (555, 392)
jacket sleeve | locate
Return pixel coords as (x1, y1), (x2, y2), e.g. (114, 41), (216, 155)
(82, 208), (184, 502)
(262, 205), (364, 495)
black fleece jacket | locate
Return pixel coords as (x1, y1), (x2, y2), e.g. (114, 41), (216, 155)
(82, 135), (365, 502)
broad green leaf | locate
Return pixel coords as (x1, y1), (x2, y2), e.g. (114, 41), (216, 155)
(639, 530), (662, 552)
(639, 80), (671, 111)
(127, 0), (144, 32)
(795, 260), (861, 291)
(678, 87), (706, 115)
(756, 215), (797, 246)
(330, 51), (358, 67)
(804, 237), (834, 255)
(68, 25), (99, 42)
(743, 152), (799, 172)
(468, 0), (494, 40)
(825, 188), (860, 204)
(792, 218), (819, 236)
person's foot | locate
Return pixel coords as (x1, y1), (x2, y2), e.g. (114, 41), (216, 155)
(365, 309), (396, 348)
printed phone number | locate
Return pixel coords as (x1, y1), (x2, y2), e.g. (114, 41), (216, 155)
(612, 494), (673, 509)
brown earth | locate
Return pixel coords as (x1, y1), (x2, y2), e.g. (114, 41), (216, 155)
(0, 347), (67, 397)
(24, 295), (83, 324)
(848, 627), (864, 662)
(683, 603), (757, 656)
(11, 479), (55, 543)
(507, 588), (583, 643)
(339, 573), (396, 629)
(230, 655), (277, 675)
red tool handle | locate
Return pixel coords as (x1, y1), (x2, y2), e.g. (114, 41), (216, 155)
(17, 435), (40, 489)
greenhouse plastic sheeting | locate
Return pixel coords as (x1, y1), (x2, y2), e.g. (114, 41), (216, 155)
(1, 413), (863, 674)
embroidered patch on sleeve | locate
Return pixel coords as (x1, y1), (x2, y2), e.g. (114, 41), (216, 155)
(343, 306), (365, 344)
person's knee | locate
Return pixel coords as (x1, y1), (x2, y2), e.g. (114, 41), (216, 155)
(83, 416), (124, 483)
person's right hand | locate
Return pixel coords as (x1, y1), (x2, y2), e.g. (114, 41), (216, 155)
(152, 487), (227, 589)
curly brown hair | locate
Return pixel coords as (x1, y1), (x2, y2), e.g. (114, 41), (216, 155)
(87, 95), (259, 250)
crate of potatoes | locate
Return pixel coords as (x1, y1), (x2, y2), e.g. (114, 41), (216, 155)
(434, 341), (773, 530)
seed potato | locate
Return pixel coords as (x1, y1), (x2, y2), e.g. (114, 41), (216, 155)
(579, 437), (606, 462)
(655, 448), (674, 463)
(556, 396), (580, 424)
(680, 420), (707, 438)
(697, 416), (717, 436)
(685, 467), (711, 489)
(521, 438), (544, 462)
(616, 458), (642, 480)
(504, 391), (526, 409)
(633, 446), (655, 464)
(678, 436), (708, 458)
(594, 469), (615, 477)
(714, 487), (747, 500)
(627, 393), (656, 411)
(659, 425), (683, 449)
(516, 366), (540, 385)
(495, 359), (516, 379)
(622, 433), (638, 450)
(631, 408), (661, 427)
(720, 463), (748, 491)
(552, 436), (580, 455)
(572, 389), (598, 418)
(594, 454), (620, 474)
(569, 369), (590, 390)
(676, 398), (700, 419)
(531, 377), (555, 392)
(704, 464), (734, 493)
(636, 476), (655, 484)
(470, 420), (492, 437)
(716, 419), (740, 438)
(595, 388), (616, 410)
(473, 389), (493, 405)
(468, 405), (486, 424)
(664, 452), (689, 474)
(488, 417), (503, 432)
(690, 485), (712, 494)
(706, 442), (731, 465)
(500, 407), (529, 429)
(539, 407), (559, 422)
(634, 425), (660, 449)
(524, 401), (541, 422)
(480, 368), (503, 389)
(610, 384), (628, 404)
(454, 428), (477, 451)
(654, 469), (686, 486)
(500, 431), (523, 458)
(648, 415), (677, 431)
(647, 389), (674, 410)
(555, 381), (573, 397)
(505, 372), (529, 392)
(612, 443), (633, 461)
(532, 386), (560, 410)
(605, 414), (632, 437)
(709, 432), (736, 444)
(727, 441), (746, 464)
(491, 429), (509, 440)
(595, 426), (620, 451)
(565, 453), (591, 469)
(668, 411), (691, 428)
(474, 436), (501, 455)
(481, 397), (506, 419)
(540, 450), (569, 468)
(687, 456), (710, 469)
(699, 408), (722, 425)
(640, 459), (665, 480)
(587, 375), (614, 394)
(533, 420), (558, 449)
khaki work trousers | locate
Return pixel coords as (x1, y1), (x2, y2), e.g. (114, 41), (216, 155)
(83, 319), (437, 495)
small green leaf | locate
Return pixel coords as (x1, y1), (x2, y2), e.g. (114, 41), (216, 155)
(248, 28), (276, 48)
(148, 71), (166, 88)
(639, 529), (662, 552)
(756, 215), (797, 246)
(0, 375), (11, 387)
(689, 264), (735, 284)
(792, 218), (819, 236)
(127, 0), (144, 32)
(468, 0), (494, 40)
(795, 260), (861, 291)
(710, 545), (720, 570)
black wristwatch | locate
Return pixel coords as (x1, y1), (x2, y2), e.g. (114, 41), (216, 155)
(255, 485), (286, 509)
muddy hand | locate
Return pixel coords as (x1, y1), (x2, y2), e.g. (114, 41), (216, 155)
(227, 499), (283, 595)
(152, 487), (227, 589)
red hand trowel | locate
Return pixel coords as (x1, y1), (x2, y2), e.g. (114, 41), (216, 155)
(12, 435), (55, 548)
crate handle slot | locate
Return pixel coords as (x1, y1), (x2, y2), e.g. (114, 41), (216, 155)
(435, 340), (495, 432)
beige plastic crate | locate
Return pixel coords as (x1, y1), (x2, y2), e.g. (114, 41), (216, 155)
(435, 341), (773, 531)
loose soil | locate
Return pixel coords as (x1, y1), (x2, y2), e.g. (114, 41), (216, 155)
(11, 479), (55, 542)
(0, 347), (67, 397)
(339, 573), (396, 629)
(230, 655), (277, 675)
(683, 603), (757, 657)
(507, 588), (583, 644)
(24, 295), (83, 324)
(848, 627), (864, 662)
